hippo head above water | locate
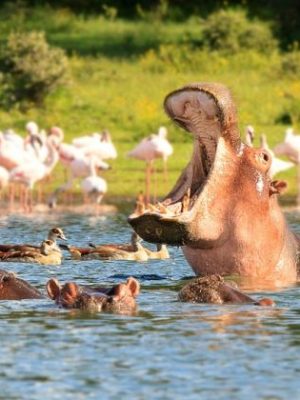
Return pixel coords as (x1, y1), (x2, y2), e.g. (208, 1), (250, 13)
(46, 277), (140, 314)
(178, 275), (274, 306)
(0, 269), (43, 300)
(129, 83), (300, 286)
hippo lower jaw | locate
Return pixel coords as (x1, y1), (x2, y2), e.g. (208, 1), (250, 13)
(128, 83), (241, 246)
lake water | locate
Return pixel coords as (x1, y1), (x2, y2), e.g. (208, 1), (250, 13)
(0, 208), (300, 400)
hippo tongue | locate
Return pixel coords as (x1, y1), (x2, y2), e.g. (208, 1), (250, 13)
(128, 83), (241, 245)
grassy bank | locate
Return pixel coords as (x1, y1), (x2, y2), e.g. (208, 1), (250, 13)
(0, 9), (299, 202)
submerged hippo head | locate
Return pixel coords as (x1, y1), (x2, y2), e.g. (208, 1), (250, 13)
(46, 277), (140, 314)
(0, 269), (43, 300)
(178, 275), (274, 306)
(129, 83), (298, 283)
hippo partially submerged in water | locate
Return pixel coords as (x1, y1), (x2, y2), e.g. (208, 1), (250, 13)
(129, 83), (300, 287)
(179, 275), (274, 306)
(0, 269), (43, 300)
(46, 277), (140, 314)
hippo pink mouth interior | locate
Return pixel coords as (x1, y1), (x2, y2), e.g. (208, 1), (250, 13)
(128, 85), (231, 245)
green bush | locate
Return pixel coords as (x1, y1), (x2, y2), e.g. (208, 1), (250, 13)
(201, 9), (277, 54)
(0, 31), (69, 108)
(281, 49), (300, 77)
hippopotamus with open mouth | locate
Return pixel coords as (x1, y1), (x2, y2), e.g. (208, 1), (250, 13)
(129, 83), (300, 287)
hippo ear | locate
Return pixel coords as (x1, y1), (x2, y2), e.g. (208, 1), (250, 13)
(112, 283), (127, 300)
(46, 278), (61, 300)
(126, 277), (140, 297)
(269, 180), (288, 196)
(60, 282), (80, 307)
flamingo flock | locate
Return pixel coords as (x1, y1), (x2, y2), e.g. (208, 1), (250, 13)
(0, 122), (117, 211)
(0, 122), (174, 212)
(2, 119), (300, 212)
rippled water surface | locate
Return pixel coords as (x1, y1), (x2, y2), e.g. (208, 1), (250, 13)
(1, 209), (300, 400)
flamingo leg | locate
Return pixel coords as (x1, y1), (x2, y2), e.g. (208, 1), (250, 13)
(9, 183), (15, 210)
(23, 187), (28, 213)
(28, 189), (33, 213)
(95, 194), (104, 216)
(145, 161), (152, 206)
(37, 182), (43, 204)
(152, 162), (157, 204)
(297, 163), (300, 207)
(83, 192), (89, 204)
(48, 177), (74, 208)
(20, 184), (25, 211)
(163, 158), (168, 184)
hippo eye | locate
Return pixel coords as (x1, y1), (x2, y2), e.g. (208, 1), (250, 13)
(1, 275), (10, 283)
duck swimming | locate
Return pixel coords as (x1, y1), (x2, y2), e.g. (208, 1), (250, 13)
(60, 232), (149, 261)
(0, 239), (63, 266)
(144, 243), (169, 260)
(0, 227), (67, 253)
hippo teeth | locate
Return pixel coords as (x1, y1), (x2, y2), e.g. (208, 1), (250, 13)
(129, 186), (194, 220)
(129, 133), (218, 221)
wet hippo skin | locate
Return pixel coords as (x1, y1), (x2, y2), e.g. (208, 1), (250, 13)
(0, 269), (43, 300)
(178, 275), (274, 306)
(129, 83), (300, 287)
(46, 277), (140, 315)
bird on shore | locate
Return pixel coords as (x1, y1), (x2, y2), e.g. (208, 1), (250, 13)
(128, 126), (173, 204)
(80, 157), (108, 205)
(273, 127), (300, 204)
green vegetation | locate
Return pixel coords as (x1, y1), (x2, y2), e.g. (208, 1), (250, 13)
(0, 5), (299, 204)
(201, 9), (277, 54)
(0, 31), (69, 108)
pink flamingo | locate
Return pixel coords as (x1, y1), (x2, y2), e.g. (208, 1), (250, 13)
(9, 137), (59, 212)
(273, 128), (300, 205)
(48, 155), (109, 208)
(81, 158), (108, 206)
(273, 128), (300, 163)
(72, 130), (118, 160)
(128, 126), (173, 204)
(0, 133), (27, 170)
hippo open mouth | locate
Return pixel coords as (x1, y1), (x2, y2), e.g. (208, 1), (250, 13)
(128, 83), (242, 245)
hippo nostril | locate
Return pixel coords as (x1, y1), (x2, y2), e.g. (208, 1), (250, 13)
(263, 153), (269, 162)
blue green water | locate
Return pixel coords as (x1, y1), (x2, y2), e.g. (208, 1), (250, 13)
(0, 209), (300, 400)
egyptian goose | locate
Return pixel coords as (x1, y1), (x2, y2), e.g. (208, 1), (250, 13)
(60, 232), (149, 261)
(144, 244), (170, 259)
(0, 227), (67, 253)
(0, 239), (62, 266)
